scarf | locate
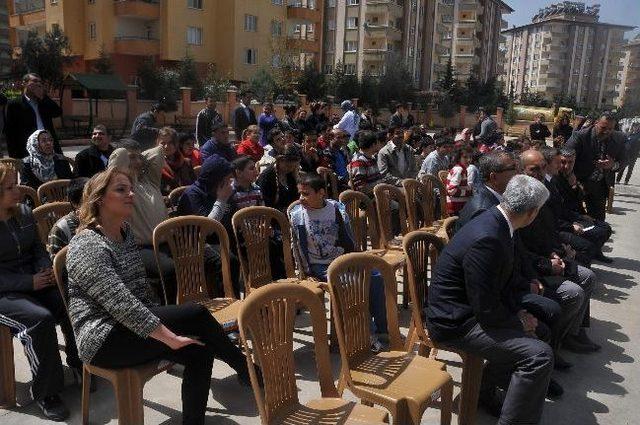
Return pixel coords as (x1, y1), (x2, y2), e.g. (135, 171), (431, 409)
(26, 129), (57, 183)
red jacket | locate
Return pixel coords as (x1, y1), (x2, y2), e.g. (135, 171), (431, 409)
(236, 139), (264, 162)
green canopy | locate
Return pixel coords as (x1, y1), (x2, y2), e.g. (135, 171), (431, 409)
(63, 73), (128, 95)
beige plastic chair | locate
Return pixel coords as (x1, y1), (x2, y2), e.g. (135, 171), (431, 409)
(420, 174), (448, 221)
(0, 325), (15, 408)
(402, 178), (441, 231)
(438, 170), (448, 186)
(0, 158), (23, 172)
(403, 231), (483, 425)
(327, 252), (454, 425)
(316, 166), (340, 200)
(37, 179), (71, 204)
(32, 202), (73, 247)
(231, 206), (323, 297)
(437, 216), (459, 245)
(153, 216), (241, 331)
(168, 185), (188, 208)
(238, 282), (389, 425)
(52, 248), (173, 425)
(17, 185), (40, 207)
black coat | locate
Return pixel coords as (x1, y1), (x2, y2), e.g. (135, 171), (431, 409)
(426, 207), (521, 342)
(554, 174), (586, 215)
(4, 95), (63, 158)
(232, 105), (257, 141)
(20, 155), (74, 190)
(455, 184), (500, 231)
(75, 144), (115, 178)
(566, 127), (625, 187)
(529, 123), (551, 141)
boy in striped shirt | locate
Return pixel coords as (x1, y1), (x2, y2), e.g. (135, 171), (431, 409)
(348, 130), (390, 197)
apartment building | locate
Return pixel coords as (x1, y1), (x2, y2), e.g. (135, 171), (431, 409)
(616, 34), (640, 108)
(0, 1), (11, 76)
(6, 0), (322, 84)
(503, 2), (634, 109)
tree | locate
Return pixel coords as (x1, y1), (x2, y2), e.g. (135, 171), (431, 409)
(463, 73), (482, 112)
(17, 26), (72, 90)
(248, 67), (278, 102)
(330, 62), (360, 101)
(359, 72), (381, 111)
(519, 86), (550, 107)
(93, 44), (113, 74)
(178, 51), (203, 99)
(203, 63), (231, 101)
(296, 62), (326, 101)
(378, 53), (414, 106)
(136, 56), (179, 109)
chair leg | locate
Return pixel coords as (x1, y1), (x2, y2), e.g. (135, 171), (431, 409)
(439, 380), (454, 425)
(0, 326), (15, 409)
(328, 298), (338, 353)
(405, 320), (417, 352)
(401, 264), (409, 309)
(457, 354), (483, 425)
(81, 366), (91, 425)
(114, 371), (145, 425)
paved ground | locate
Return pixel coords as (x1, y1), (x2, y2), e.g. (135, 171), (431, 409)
(2, 158), (639, 424)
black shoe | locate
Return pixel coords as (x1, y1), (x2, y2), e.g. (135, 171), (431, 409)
(547, 378), (564, 400)
(37, 395), (69, 422)
(478, 387), (505, 418)
(576, 329), (602, 351)
(563, 335), (599, 354)
(594, 253), (614, 264)
(554, 353), (573, 371)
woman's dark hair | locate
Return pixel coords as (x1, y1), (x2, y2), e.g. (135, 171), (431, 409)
(297, 172), (326, 192)
(178, 132), (195, 149)
(451, 147), (473, 164)
(67, 177), (89, 207)
(231, 155), (255, 173)
(267, 128), (284, 145)
(357, 130), (378, 150)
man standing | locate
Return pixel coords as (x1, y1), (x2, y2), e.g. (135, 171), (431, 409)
(333, 100), (360, 142)
(530, 113), (551, 142)
(232, 91), (257, 141)
(5, 73), (63, 158)
(74, 124), (115, 178)
(474, 108), (497, 146)
(566, 113), (625, 220)
(616, 122), (640, 185)
(195, 95), (223, 147)
(427, 175), (553, 425)
(130, 102), (168, 150)
(377, 125), (418, 185)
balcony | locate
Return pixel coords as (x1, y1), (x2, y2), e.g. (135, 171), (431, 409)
(287, 36), (320, 53)
(114, 0), (160, 20)
(363, 48), (387, 61)
(366, 0), (403, 17)
(9, 0), (44, 28)
(287, 5), (322, 22)
(113, 36), (160, 55)
(364, 24), (402, 41)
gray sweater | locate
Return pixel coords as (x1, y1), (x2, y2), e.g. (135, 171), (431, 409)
(66, 225), (161, 363)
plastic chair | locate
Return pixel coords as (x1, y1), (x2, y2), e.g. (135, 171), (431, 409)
(52, 247), (174, 425)
(0, 325), (15, 408)
(403, 231), (483, 425)
(420, 174), (448, 221)
(17, 185), (40, 208)
(238, 283), (389, 425)
(373, 183), (409, 250)
(231, 206), (324, 297)
(438, 216), (459, 244)
(327, 252), (454, 425)
(37, 179), (71, 204)
(167, 185), (188, 216)
(438, 170), (448, 186)
(153, 216), (241, 331)
(402, 178), (440, 231)
(0, 158), (23, 172)
(32, 202), (73, 247)
(317, 166), (340, 200)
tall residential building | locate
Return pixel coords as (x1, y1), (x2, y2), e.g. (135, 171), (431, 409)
(6, 0), (322, 84)
(503, 2), (634, 109)
(0, 1), (11, 76)
(616, 35), (640, 108)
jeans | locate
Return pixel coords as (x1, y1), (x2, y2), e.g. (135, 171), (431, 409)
(544, 264), (595, 338)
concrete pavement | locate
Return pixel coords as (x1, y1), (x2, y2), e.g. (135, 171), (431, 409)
(2, 174), (639, 424)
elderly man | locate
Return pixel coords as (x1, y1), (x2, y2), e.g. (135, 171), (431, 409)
(427, 175), (553, 425)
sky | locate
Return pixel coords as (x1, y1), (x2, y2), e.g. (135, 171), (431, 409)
(503, 0), (640, 39)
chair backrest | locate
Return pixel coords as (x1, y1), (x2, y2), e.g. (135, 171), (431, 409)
(194, 165), (202, 177)
(232, 206), (296, 294)
(420, 174), (448, 219)
(168, 186), (188, 208)
(238, 283), (337, 424)
(0, 158), (23, 172)
(402, 178), (434, 230)
(52, 246), (69, 311)
(438, 169), (448, 186)
(327, 253), (404, 375)
(317, 167), (339, 200)
(440, 216), (459, 244)
(339, 189), (379, 251)
(402, 231), (444, 344)
(373, 183), (408, 248)
(37, 179), (71, 204)
(32, 202), (73, 247)
(153, 216), (235, 305)
(17, 185), (40, 208)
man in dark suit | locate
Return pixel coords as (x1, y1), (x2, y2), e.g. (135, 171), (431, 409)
(74, 124), (115, 178)
(4, 73), (63, 158)
(529, 113), (551, 142)
(232, 90), (257, 142)
(427, 174), (553, 424)
(566, 113), (625, 220)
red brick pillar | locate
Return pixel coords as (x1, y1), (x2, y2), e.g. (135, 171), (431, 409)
(126, 85), (138, 126)
(180, 87), (192, 117)
(496, 107), (504, 129)
(226, 87), (238, 125)
(459, 105), (467, 129)
(426, 104), (433, 128)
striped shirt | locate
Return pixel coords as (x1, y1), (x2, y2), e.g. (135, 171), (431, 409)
(231, 183), (264, 210)
(348, 151), (384, 196)
(445, 164), (472, 215)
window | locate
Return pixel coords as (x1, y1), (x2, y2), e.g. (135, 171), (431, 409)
(344, 63), (356, 74)
(271, 20), (282, 36)
(88, 22), (96, 40)
(328, 0), (336, 6)
(244, 15), (258, 32)
(188, 0), (203, 8)
(346, 17), (358, 29)
(328, 20), (336, 30)
(272, 0), (283, 4)
(88, 0), (94, 4)
(245, 48), (257, 65)
(324, 64), (334, 74)
(347, 0), (359, 5)
(294, 24), (302, 33)
(307, 23), (314, 33)
(345, 40), (357, 52)
(187, 27), (203, 45)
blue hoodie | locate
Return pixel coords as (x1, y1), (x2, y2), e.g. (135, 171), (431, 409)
(200, 138), (237, 162)
(177, 154), (232, 219)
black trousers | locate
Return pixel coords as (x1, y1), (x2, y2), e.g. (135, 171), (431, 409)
(581, 179), (608, 221)
(0, 287), (80, 401)
(617, 156), (637, 184)
(559, 231), (597, 266)
(518, 293), (562, 346)
(443, 324), (553, 425)
(91, 303), (248, 425)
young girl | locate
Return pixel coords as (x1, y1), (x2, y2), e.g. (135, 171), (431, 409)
(445, 148), (473, 216)
(235, 125), (263, 162)
(179, 133), (202, 167)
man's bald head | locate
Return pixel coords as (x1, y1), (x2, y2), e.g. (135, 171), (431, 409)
(520, 149), (546, 182)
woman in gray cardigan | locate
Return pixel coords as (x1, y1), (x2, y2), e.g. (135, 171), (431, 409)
(66, 167), (251, 425)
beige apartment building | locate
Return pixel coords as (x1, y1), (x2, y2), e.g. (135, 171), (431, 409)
(503, 2), (633, 109)
(322, 0), (511, 91)
(616, 34), (640, 108)
(6, 0), (322, 84)
(0, 1), (11, 76)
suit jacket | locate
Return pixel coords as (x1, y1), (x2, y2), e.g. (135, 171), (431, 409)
(544, 177), (578, 233)
(529, 122), (551, 141)
(195, 107), (223, 146)
(426, 207), (521, 342)
(376, 141), (417, 184)
(232, 104), (257, 141)
(4, 95), (63, 158)
(566, 127), (625, 187)
(75, 144), (114, 178)
(455, 184), (500, 231)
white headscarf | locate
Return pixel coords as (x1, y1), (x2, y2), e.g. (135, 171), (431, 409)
(26, 129), (57, 183)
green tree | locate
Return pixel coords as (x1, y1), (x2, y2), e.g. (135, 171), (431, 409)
(296, 62), (326, 101)
(137, 56), (163, 100)
(93, 44), (113, 74)
(359, 72), (381, 112)
(178, 51), (203, 100)
(18, 26), (72, 90)
(519, 86), (550, 107)
(203, 63), (231, 101)
(463, 73), (482, 111)
(248, 67), (278, 102)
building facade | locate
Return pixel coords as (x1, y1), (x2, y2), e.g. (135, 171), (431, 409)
(503, 2), (633, 108)
(0, 1), (11, 76)
(616, 35), (640, 108)
(6, 0), (322, 84)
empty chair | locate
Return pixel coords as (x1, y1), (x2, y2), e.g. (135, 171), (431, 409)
(338, 190), (379, 251)
(421, 174), (448, 221)
(238, 282), (389, 425)
(373, 183), (409, 249)
(153, 216), (241, 331)
(37, 179), (71, 204)
(32, 202), (73, 247)
(327, 252), (454, 425)
(403, 231), (483, 425)
(402, 178), (439, 231)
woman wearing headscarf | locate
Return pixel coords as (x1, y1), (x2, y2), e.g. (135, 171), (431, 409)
(21, 129), (74, 190)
